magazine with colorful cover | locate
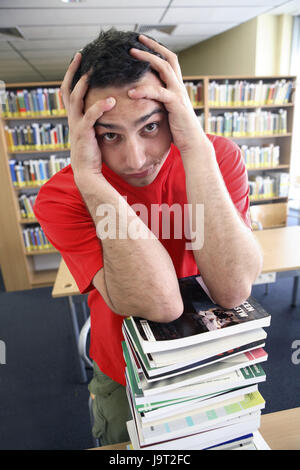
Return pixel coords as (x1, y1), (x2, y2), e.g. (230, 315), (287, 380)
(125, 275), (271, 353)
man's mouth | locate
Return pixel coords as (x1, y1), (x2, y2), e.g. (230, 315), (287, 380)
(124, 166), (154, 179)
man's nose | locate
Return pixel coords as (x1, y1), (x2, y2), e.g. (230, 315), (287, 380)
(124, 137), (147, 171)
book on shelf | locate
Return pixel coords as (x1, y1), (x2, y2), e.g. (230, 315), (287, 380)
(208, 79), (293, 107)
(184, 82), (203, 107)
(208, 109), (287, 137)
(249, 172), (289, 200)
(264, 171), (290, 198)
(9, 155), (70, 188)
(4, 122), (70, 152)
(123, 275), (271, 450)
(22, 226), (53, 252)
(241, 144), (280, 169)
(19, 194), (36, 219)
(1, 87), (66, 118)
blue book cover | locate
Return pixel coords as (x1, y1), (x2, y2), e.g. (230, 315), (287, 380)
(39, 160), (45, 181)
(32, 91), (38, 113)
(9, 160), (17, 185)
(36, 89), (44, 113)
(23, 89), (30, 114)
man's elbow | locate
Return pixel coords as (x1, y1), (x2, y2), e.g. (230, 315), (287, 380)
(214, 283), (252, 310)
(146, 295), (184, 323)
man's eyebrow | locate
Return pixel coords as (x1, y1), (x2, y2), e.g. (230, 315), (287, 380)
(94, 107), (164, 130)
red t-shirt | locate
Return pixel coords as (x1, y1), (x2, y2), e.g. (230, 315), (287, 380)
(33, 134), (251, 386)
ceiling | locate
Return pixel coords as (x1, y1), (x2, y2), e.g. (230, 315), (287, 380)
(0, 0), (299, 83)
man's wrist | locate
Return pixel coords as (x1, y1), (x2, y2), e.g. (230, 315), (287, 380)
(73, 170), (108, 196)
(179, 133), (215, 164)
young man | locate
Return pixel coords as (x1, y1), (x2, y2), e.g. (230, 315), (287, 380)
(34, 29), (263, 445)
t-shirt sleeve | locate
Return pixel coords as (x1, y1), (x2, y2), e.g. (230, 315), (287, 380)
(33, 174), (103, 294)
(212, 135), (252, 230)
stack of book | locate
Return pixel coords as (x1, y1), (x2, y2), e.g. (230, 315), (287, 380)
(122, 275), (271, 450)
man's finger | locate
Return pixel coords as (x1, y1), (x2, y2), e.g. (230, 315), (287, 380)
(60, 52), (82, 112)
(83, 97), (116, 129)
(128, 85), (172, 106)
(69, 72), (91, 123)
(138, 35), (183, 83)
(130, 48), (178, 90)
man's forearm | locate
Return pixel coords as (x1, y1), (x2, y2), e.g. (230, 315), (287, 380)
(181, 137), (263, 308)
(75, 173), (183, 322)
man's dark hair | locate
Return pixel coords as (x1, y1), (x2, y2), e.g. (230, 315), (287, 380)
(70, 28), (166, 91)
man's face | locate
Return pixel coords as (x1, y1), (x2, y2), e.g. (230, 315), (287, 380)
(84, 71), (172, 187)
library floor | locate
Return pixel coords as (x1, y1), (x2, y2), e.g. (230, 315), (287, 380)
(0, 215), (299, 450)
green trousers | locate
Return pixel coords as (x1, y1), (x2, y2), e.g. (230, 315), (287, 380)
(88, 361), (131, 446)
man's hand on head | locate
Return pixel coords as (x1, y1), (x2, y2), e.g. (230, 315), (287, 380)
(128, 35), (206, 154)
(60, 52), (116, 187)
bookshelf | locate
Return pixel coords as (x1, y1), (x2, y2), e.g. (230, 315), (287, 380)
(0, 81), (66, 291)
(0, 75), (296, 291)
(184, 75), (296, 229)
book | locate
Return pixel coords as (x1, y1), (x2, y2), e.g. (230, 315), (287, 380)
(126, 412), (261, 450)
(124, 275), (271, 354)
(128, 387), (265, 446)
(137, 384), (259, 424)
(133, 347), (268, 395)
(124, 321), (266, 367)
(124, 338), (266, 411)
(123, 275), (270, 451)
(123, 325), (266, 381)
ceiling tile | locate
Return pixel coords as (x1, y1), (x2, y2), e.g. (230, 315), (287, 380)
(174, 23), (238, 35)
(16, 24), (136, 40)
(9, 39), (92, 51)
(0, 8), (165, 27)
(162, 6), (274, 23)
(171, 0), (287, 6)
(0, 0), (170, 7)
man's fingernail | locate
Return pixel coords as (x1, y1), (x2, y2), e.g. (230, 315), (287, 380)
(128, 89), (136, 95)
(106, 97), (115, 105)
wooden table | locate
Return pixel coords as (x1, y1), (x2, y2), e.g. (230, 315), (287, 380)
(253, 226), (300, 274)
(90, 407), (300, 450)
(253, 226), (300, 306)
(52, 257), (79, 297)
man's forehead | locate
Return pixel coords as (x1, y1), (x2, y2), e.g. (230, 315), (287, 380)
(85, 71), (162, 104)
(94, 104), (164, 130)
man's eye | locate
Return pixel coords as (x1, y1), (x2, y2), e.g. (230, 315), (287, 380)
(102, 133), (118, 142)
(144, 122), (159, 133)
